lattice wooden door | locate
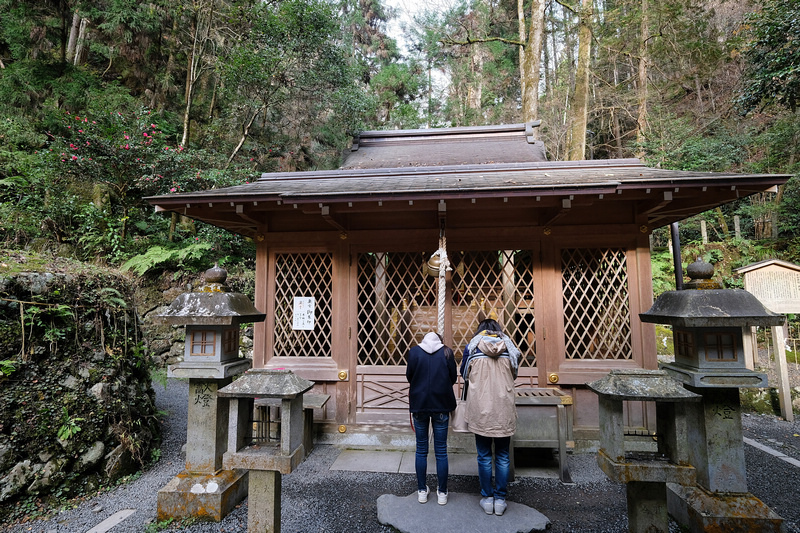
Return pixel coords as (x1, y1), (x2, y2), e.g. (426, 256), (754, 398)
(355, 250), (537, 423)
(272, 252), (333, 357)
(561, 248), (632, 361)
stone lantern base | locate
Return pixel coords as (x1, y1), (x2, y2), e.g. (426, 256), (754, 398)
(667, 484), (784, 533)
(157, 469), (249, 522)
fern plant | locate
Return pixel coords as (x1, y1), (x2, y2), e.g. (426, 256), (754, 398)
(120, 242), (213, 276)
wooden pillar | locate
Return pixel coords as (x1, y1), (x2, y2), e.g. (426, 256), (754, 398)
(771, 326), (794, 422)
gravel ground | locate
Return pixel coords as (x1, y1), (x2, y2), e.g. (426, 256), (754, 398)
(4, 378), (799, 533)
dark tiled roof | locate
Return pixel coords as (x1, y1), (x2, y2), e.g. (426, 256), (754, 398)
(340, 123), (546, 169)
(148, 158), (785, 204)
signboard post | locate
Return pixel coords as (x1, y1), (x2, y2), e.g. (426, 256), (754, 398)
(735, 260), (798, 422)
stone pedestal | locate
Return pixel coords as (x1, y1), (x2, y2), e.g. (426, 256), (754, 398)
(685, 386), (747, 493)
(157, 468), (248, 522)
(157, 375), (249, 522)
(628, 481), (668, 533)
(667, 483), (785, 533)
(248, 470), (281, 533)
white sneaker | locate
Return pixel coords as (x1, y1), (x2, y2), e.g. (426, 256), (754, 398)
(494, 499), (507, 516)
(418, 485), (429, 503)
(480, 496), (494, 514)
(437, 489), (448, 505)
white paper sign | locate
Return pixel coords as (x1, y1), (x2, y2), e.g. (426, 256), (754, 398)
(292, 297), (315, 330)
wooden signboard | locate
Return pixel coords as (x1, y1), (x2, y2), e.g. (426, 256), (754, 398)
(735, 259), (799, 421)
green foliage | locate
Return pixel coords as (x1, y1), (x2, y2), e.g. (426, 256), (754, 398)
(0, 359), (16, 376)
(56, 407), (84, 441)
(738, 0), (800, 113)
(120, 243), (213, 276)
(650, 248), (676, 297)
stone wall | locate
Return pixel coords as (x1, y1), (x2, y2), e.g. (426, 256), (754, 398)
(0, 256), (160, 521)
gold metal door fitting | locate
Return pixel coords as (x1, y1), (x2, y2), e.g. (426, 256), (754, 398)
(338, 370), (348, 381)
(548, 373), (559, 384)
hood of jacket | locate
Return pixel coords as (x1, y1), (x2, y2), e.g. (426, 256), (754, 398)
(477, 337), (506, 358)
(419, 332), (444, 354)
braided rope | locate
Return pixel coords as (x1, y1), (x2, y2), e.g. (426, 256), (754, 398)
(437, 234), (451, 335)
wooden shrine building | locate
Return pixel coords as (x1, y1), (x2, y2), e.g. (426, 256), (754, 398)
(147, 123), (790, 446)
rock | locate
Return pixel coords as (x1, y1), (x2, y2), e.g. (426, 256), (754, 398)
(28, 457), (67, 492)
(103, 444), (135, 480)
(0, 438), (12, 471)
(15, 272), (54, 295)
(76, 441), (105, 472)
(90, 382), (110, 401)
(0, 460), (34, 502)
(62, 375), (80, 390)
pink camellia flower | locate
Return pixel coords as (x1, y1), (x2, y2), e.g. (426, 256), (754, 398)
(124, 134), (130, 140)
(78, 129), (83, 133)
(170, 187), (176, 192)
(143, 132), (148, 137)
(72, 155), (78, 160)
(124, 144), (130, 150)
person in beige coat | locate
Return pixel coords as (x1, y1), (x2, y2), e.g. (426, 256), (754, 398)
(460, 318), (520, 517)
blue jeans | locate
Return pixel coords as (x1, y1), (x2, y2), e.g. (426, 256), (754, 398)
(413, 412), (450, 493)
(475, 434), (511, 500)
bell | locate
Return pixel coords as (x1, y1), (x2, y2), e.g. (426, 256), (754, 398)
(426, 253), (441, 277)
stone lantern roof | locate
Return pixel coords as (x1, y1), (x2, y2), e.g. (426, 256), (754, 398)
(217, 368), (314, 399)
(640, 259), (785, 328)
(587, 369), (701, 402)
(154, 264), (266, 326)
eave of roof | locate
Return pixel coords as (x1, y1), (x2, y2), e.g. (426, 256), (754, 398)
(146, 158), (790, 207)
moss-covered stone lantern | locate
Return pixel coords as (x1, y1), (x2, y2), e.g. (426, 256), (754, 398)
(153, 264), (265, 522)
(640, 258), (785, 532)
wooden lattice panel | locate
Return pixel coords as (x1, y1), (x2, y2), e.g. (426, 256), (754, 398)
(272, 253), (332, 357)
(357, 252), (436, 365)
(357, 250), (536, 367)
(561, 248), (632, 360)
(450, 250), (536, 368)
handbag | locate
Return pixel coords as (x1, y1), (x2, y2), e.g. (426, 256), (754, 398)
(451, 382), (470, 433)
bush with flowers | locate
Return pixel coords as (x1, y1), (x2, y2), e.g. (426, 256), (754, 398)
(2, 107), (257, 267)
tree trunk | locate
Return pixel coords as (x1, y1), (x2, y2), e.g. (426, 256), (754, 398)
(567, 0), (592, 161)
(518, 0), (527, 105)
(467, 44), (485, 124)
(521, 0), (546, 124)
(226, 106), (265, 169)
(635, 0), (649, 155)
(73, 18), (89, 66)
(66, 10), (80, 62)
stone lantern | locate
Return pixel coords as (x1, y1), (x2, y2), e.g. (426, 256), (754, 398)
(218, 368), (314, 533)
(640, 258), (785, 532)
(154, 264), (265, 522)
(588, 369), (700, 533)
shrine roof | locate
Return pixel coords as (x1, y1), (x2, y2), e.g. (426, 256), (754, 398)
(145, 122), (791, 235)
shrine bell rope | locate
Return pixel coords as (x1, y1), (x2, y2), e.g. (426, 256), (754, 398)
(436, 232), (451, 336)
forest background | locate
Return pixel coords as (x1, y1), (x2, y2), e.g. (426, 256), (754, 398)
(0, 0), (799, 305)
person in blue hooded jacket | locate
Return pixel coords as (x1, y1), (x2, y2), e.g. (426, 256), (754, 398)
(406, 332), (457, 505)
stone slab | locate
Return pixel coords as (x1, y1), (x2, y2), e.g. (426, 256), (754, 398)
(85, 509), (136, 533)
(377, 491), (550, 533)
